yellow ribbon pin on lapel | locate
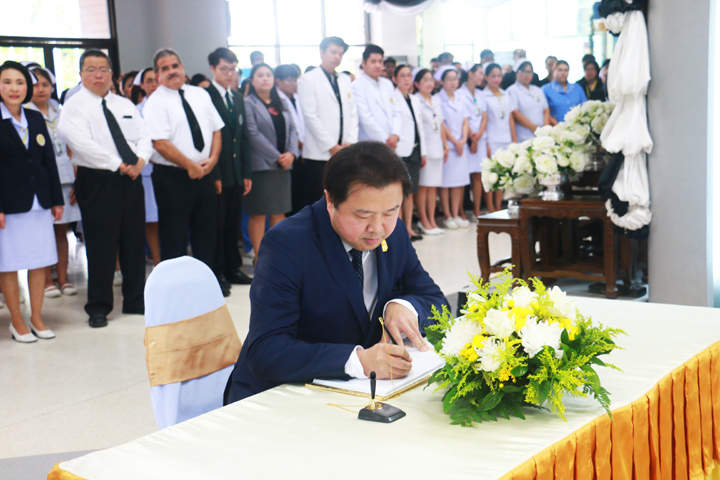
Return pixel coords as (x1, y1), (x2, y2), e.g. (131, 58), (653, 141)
(36, 134), (46, 147)
(381, 239), (388, 252)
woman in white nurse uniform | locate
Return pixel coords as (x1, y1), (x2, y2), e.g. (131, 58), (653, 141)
(0, 61), (64, 342)
(483, 63), (517, 212)
(457, 64), (488, 218)
(507, 61), (550, 143)
(414, 68), (448, 235)
(435, 66), (470, 229)
(26, 66), (81, 298)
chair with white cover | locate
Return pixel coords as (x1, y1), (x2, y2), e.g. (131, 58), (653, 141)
(144, 256), (242, 429)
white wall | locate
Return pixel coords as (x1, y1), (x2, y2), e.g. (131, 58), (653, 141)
(114, 0), (229, 77)
(647, 0), (715, 306)
(369, 10), (419, 64)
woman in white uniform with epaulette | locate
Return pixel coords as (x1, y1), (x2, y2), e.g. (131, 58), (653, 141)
(507, 61), (550, 143)
(26, 66), (81, 299)
(434, 66), (470, 230)
(413, 68), (448, 236)
(0, 61), (64, 342)
(457, 64), (488, 218)
(483, 63), (517, 212)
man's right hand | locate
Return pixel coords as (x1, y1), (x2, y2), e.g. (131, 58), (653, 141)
(187, 161), (205, 179)
(357, 343), (413, 379)
(329, 144), (343, 155)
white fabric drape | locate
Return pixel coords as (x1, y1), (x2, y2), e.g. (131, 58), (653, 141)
(144, 256), (234, 429)
(600, 9), (653, 230)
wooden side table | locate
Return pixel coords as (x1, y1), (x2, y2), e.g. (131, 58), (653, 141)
(519, 196), (618, 299)
(476, 210), (522, 280)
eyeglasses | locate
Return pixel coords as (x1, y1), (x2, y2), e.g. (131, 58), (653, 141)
(519, 70), (533, 74)
(82, 68), (112, 74)
(216, 67), (237, 75)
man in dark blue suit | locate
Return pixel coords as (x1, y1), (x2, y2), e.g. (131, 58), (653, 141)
(225, 142), (448, 403)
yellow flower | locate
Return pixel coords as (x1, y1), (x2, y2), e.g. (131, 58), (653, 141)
(460, 342), (479, 362)
(512, 306), (533, 332)
(472, 334), (485, 349)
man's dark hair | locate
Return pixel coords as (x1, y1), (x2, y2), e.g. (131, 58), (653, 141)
(190, 73), (209, 86)
(480, 49), (493, 60)
(545, 55), (558, 63)
(430, 57), (439, 63)
(362, 44), (384, 61)
(79, 49), (113, 72)
(556, 60), (570, 68)
(320, 36), (349, 53)
(581, 54), (596, 66)
(384, 57), (397, 66)
(153, 48), (182, 73)
(275, 64), (299, 81)
(208, 47), (238, 67)
(438, 52), (453, 63)
(250, 50), (264, 62)
(323, 142), (411, 206)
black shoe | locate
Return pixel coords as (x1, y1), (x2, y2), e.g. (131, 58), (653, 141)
(89, 314), (108, 328)
(226, 270), (253, 285)
(221, 285), (231, 297)
(217, 274), (232, 290)
(410, 234), (423, 242)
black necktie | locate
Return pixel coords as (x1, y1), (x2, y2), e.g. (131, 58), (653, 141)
(349, 248), (364, 288)
(178, 89), (204, 152)
(102, 99), (137, 165)
(225, 91), (235, 129)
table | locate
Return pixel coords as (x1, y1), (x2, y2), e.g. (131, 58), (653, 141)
(476, 209), (522, 280)
(51, 298), (720, 480)
(519, 196), (618, 298)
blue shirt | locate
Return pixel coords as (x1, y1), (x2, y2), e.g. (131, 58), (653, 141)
(542, 80), (587, 122)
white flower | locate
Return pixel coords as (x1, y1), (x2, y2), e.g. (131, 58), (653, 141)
(571, 124), (591, 140)
(547, 286), (577, 320)
(513, 174), (536, 195)
(439, 317), (484, 357)
(507, 142), (524, 155)
(495, 149), (516, 169)
(484, 308), (515, 339)
(559, 130), (583, 144)
(513, 153), (532, 175)
(569, 151), (589, 172)
(556, 154), (570, 168)
(482, 171), (499, 191)
(481, 157), (496, 171)
(532, 135), (556, 151)
(510, 286), (537, 308)
(591, 114), (608, 134)
(503, 186), (518, 199)
(518, 317), (564, 359)
(564, 108), (580, 125)
(477, 337), (503, 372)
(534, 125), (555, 137)
(534, 154), (558, 175)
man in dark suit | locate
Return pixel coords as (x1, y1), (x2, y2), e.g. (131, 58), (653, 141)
(225, 142), (448, 403)
(206, 48), (253, 289)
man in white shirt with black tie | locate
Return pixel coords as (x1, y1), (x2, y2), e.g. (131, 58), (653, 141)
(58, 50), (151, 328)
(143, 49), (224, 281)
(352, 44), (401, 148)
(297, 36), (358, 208)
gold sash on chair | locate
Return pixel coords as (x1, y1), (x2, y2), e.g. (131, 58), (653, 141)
(143, 304), (242, 386)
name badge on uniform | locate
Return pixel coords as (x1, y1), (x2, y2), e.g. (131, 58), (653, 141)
(475, 105), (482, 116)
(433, 121), (438, 131)
(36, 133), (46, 147)
(237, 113), (244, 126)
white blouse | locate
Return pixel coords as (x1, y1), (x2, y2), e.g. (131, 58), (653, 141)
(414, 93), (445, 159)
(27, 99), (75, 185)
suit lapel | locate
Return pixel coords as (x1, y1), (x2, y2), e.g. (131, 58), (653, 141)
(1, 117), (28, 153)
(312, 199), (370, 334)
(317, 68), (339, 105)
(207, 84), (231, 126)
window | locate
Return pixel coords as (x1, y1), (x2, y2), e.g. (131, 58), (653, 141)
(0, 0), (118, 97)
(228, 0), (368, 72)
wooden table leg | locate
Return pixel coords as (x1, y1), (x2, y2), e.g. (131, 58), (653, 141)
(476, 227), (492, 281)
(519, 215), (533, 281)
(510, 228), (522, 280)
(603, 219), (618, 299)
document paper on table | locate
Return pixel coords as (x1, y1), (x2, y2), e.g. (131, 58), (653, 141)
(309, 347), (445, 399)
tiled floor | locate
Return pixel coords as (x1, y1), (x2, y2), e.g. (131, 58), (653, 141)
(0, 219), (632, 463)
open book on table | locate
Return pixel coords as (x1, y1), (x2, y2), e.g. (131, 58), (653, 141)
(306, 346), (445, 401)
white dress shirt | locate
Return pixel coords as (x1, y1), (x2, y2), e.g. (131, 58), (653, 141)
(341, 241), (419, 379)
(143, 84), (224, 167)
(352, 73), (402, 143)
(57, 86), (153, 172)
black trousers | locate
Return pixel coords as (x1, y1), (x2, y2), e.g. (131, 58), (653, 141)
(75, 167), (146, 316)
(214, 182), (244, 277)
(298, 158), (326, 208)
(152, 164), (217, 270)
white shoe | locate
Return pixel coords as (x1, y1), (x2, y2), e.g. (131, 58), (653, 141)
(29, 324), (55, 340)
(44, 285), (62, 298)
(113, 271), (123, 286)
(419, 223), (439, 235)
(9, 323), (37, 343)
(455, 217), (470, 228)
(444, 218), (458, 229)
(432, 227), (445, 235)
(61, 283), (79, 296)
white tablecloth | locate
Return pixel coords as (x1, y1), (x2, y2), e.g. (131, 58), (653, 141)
(57, 298), (720, 479)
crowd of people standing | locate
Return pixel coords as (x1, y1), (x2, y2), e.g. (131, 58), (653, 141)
(0, 38), (606, 342)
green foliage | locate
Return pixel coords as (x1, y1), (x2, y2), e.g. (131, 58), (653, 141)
(428, 270), (626, 426)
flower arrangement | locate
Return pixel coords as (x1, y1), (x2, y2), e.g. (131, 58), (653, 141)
(425, 270), (625, 426)
(481, 101), (615, 195)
